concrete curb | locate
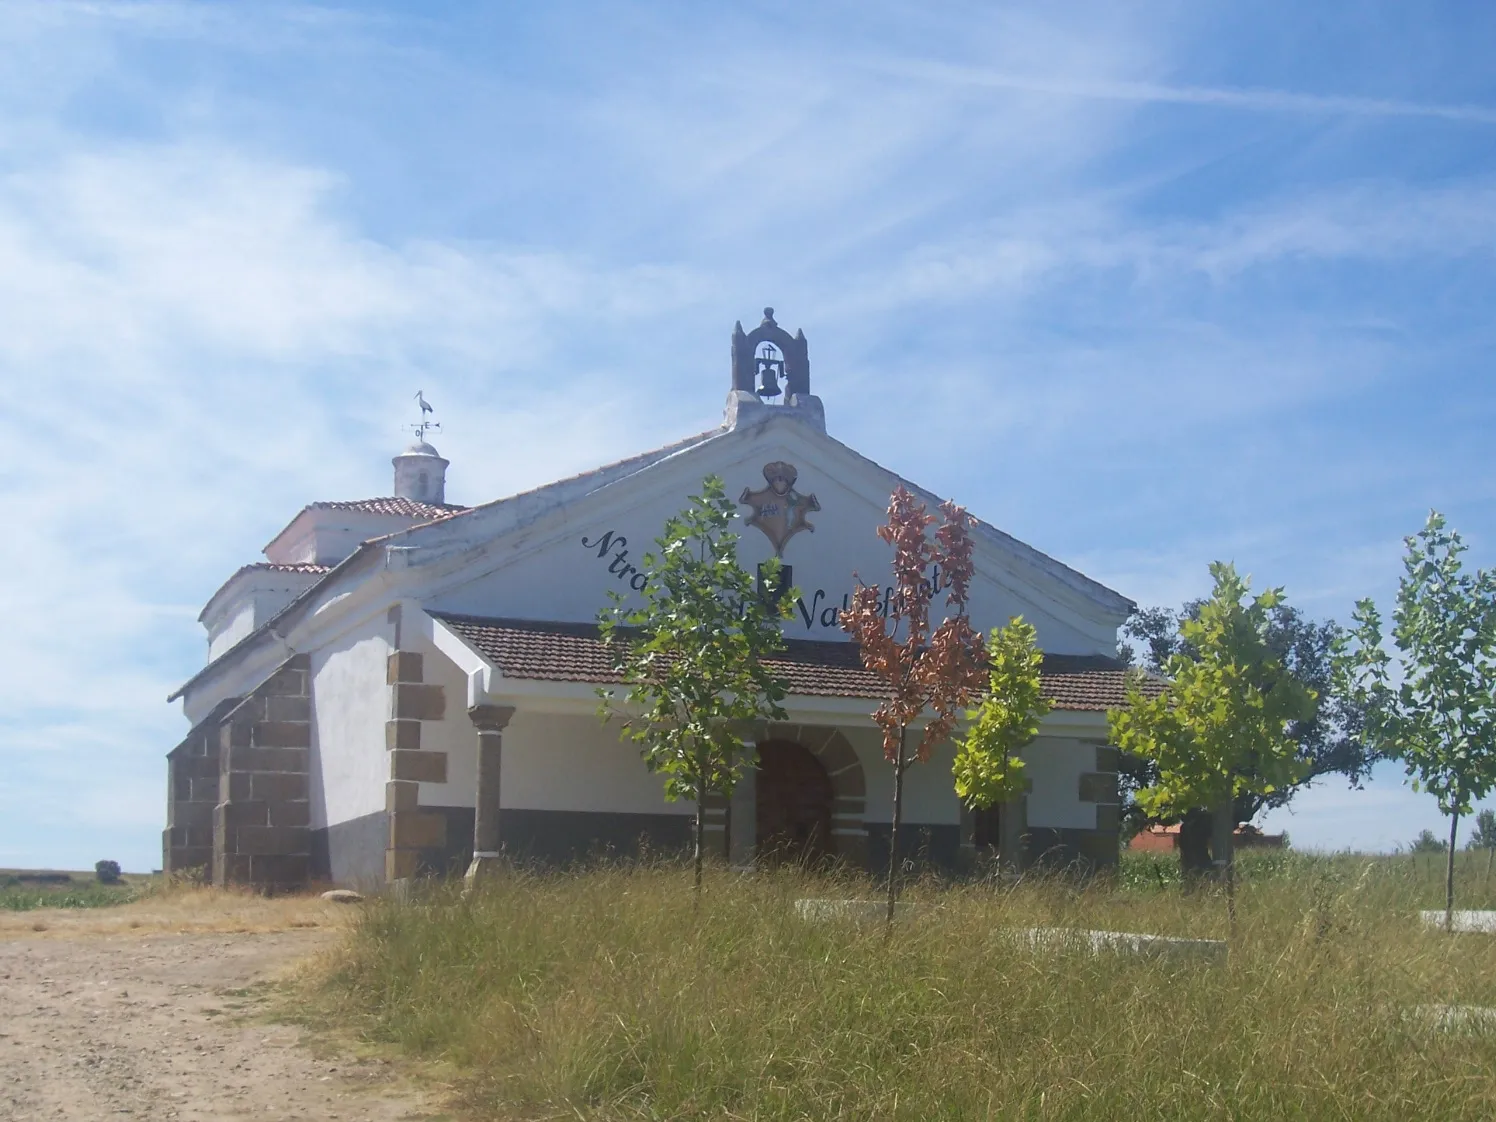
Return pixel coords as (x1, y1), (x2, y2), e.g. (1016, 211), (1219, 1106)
(794, 898), (923, 922)
(1419, 910), (1496, 933)
(1407, 1003), (1496, 1035)
(1009, 926), (1227, 964)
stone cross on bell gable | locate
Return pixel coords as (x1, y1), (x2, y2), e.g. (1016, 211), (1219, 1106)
(731, 308), (810, 400)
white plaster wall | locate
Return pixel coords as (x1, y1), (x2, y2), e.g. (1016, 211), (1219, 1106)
(266, 508), (439, 566)
(301, 513), (401, 566)
(406, 637), (480, 809)
(309, 612), (392, 829)
(1023, 737), (1098, 830)
(419, 710), (688, 816)
(844, 726), (962, 826)
(385, 699), (1090, 833)
(846, 729), (1097, 830)
(428, 426), (1113, 656)
(204, 574), (323, 658)
(207, 602), (256, 661)
(263, 524), (316, 565)
(508, 712), (690, 814)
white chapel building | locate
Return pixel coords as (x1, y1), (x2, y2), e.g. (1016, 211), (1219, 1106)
(164, 310), (1137, 890)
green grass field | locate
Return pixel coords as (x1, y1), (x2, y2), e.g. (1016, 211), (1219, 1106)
(0, 869), (150, 911)
(300, 850), (1496, 1121)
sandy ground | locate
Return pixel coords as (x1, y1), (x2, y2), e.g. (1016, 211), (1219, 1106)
(0, 894), (447, 1121)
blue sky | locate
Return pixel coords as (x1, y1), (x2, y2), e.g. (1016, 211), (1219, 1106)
(2, 1), (1494, 872)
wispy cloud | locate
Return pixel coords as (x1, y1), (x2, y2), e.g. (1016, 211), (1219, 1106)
(826, 179), (1496, 319)
(1, 1), (1494, 869)
(0, 136), (717, 871)
(883, 59), (1496, 125)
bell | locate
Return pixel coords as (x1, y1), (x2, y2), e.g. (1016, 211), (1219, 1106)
(756, 362), (782, 398)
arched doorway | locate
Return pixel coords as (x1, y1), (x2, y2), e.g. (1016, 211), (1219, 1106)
(755, 740), (833, 865)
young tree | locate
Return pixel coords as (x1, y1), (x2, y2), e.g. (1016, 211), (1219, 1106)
(1108, 563), (1317, 924)
(841, 486), (988, 927)
(1337, 511), (1496, 928)
(1117, 600), (1372, 872)
(953, 616), (1051, 867)
(1409, 829), (1447, 855)
(1467, 808), (1496, 852)
(598, 475), (796, 894)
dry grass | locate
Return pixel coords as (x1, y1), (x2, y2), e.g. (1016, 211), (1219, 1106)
(299, 854), (1496, 1121)
(0, 881), (353, 939)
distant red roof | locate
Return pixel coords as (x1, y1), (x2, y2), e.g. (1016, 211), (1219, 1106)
(431, 613), (1161, 710)
(1129, 824), (1285, 852)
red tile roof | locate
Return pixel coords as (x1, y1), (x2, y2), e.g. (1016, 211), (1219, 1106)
(431, 613), (1162, 711)
(312, 497), (468, 520)
(200, 562), (334, 623)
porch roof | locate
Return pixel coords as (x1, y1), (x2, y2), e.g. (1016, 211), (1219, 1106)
(429, 612), (1159, 712)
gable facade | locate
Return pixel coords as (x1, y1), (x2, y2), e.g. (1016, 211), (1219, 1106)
(164, 311), (1137, 891)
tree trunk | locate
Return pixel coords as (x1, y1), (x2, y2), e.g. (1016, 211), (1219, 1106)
(1178, 809), (1214, 886)
(1445, 809), (1460, 932)
(723, 800), (732, 863)
(886, 729), (907, 933)
(694, 746), (707, 898)
(1212, 801), (1236, 937)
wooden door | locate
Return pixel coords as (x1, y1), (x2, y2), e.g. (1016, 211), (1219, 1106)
(755, 740), (833, 865)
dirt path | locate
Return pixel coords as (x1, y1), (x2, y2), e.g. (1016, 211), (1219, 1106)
(0, 918), (444, 1121)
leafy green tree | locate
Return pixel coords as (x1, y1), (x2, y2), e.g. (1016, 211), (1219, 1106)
(1338, 512), (1496, 927)
(1109, 563), (1317, 922)
(953, 616), (1050, 864)
(1467, 808), (1496, 852)
(598, 475), (796, 894)
(1409, 828), (1447, 855)
(1118, 600), (1371, 871)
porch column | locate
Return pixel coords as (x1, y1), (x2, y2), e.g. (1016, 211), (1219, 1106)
(464, 704), (515, 885)
(728, 757), (756, 866)
(1000, 786), (1029, 874)
(957, 803), (976, 874)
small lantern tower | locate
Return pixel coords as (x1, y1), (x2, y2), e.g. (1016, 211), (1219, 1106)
(393, 391), (450, 503)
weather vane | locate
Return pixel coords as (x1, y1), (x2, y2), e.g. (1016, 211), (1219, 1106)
(408, 390), (441, 442)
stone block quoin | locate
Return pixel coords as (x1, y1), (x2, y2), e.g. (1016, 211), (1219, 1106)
(763, 723), (869, 870)
(212, 654), (313, 892)
(385, 649), (450, 883)
(163, 696), (239, 878)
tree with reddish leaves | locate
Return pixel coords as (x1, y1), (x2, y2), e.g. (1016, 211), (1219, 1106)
(841, 486), (989, 927)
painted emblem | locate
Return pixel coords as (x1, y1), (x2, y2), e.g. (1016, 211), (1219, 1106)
(739, 461), (821, 556)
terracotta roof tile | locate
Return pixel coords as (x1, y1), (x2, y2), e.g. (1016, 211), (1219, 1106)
(312, 497), (468, 520)
(431, 613), (1162, 711)
(199, 562), (334, 624)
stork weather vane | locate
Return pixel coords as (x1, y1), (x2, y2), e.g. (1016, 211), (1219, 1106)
(410, 390), (440, 442)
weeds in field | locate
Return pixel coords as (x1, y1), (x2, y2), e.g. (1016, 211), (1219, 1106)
(0, 871), (218, 914)
(301, 853), (1496, 1120)
(0, 878), (138, 911)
